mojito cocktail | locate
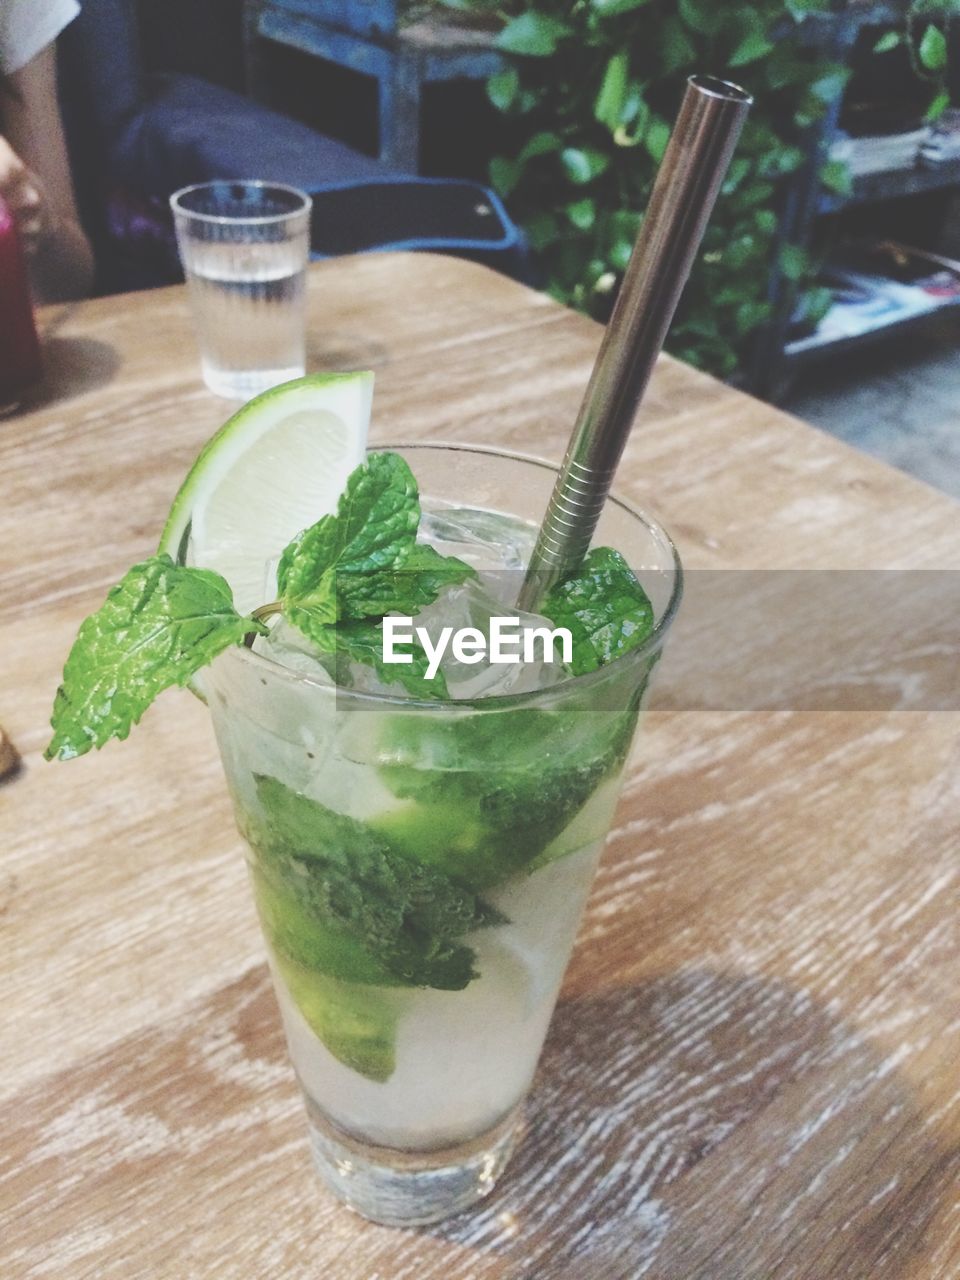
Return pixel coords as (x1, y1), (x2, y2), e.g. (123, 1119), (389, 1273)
(205, 444), (680, 1223)
(45, 385), (680, 1227)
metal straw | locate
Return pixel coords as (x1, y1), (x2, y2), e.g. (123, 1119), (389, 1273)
(517, 75), (752, 610)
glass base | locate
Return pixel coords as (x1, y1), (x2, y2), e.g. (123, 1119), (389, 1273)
(201, 360), (305, 400)
(304, 1096), (525, 1226)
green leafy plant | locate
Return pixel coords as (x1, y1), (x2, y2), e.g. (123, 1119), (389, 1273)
(450, 0), (851, 379)
(873, 1), (960, 121)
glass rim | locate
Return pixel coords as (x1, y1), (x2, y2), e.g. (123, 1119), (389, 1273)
(222, 442), (684, 711)
(169, 180), (313, 226)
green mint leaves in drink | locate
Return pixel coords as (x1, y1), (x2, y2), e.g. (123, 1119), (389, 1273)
(276, 450), (421, 627)
(249, 774), (502, 990)
(309, 618), (446, 700)
(541, 546), (656, 676)
(335, 543), (478, 622)
(45, 454), (472, 757)
(45, 555), (268, 761)
(244, 773), (506, 1079)
(374, 700), (642, 887)
(277, 453), (474, 628)
(46, 451), (657, 756)
(275, 451), (474, 698)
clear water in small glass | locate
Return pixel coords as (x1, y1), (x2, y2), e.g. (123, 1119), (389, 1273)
(170, 182), (312, 400)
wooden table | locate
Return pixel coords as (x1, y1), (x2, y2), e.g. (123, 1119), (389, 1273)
(2, 254), (958, 1279)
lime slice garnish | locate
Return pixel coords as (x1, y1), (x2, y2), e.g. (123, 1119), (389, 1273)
(159, 372), (373, 614)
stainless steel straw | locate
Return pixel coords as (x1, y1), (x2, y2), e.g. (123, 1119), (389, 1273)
(517, 75), (752, 610)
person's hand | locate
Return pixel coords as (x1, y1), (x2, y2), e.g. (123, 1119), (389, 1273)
(0, 135), (53, 256)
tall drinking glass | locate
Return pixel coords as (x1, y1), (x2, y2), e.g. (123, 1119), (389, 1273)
(203, 445), (681, 1225)
(170, 182), (311, 400)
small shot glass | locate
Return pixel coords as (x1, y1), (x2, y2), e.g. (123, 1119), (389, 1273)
(170, 181), (312, 400)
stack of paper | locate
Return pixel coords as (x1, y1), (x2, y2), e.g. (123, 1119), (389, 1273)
(829, 128), (929, 176)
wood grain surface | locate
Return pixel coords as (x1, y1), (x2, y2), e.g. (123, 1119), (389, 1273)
(1, 254), (958, 1280)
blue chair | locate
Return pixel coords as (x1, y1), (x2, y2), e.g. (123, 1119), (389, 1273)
(307, 176), (524, 274)
(58, 0), (525, 291)
(253, 0), (503, 171)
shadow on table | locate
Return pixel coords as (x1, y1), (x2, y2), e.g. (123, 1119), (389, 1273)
(8, 961), (952, 1277)
(307, 333), (390, 374)
(427, 968), (953, 1280)
(21, 336), (122, 410)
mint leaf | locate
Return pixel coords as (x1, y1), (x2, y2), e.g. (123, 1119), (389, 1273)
(46, 554), (265, 761)
(275, 452), (475, 694)
(246, 774), (502, 989)
(541, 547), (655, 676)
(335, 542), (475, 621)
(277, 451), (420, 626)
(252, 863), (400, 986)
(374, 701), (640, 887)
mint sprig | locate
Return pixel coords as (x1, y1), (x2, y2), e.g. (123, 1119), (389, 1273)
(541, 546), (655, 676)
(45, 555), (267, 761)
(45, 454), (658, 761)
(46, 454), (475, 758)
(276, 451), (421, 627)
(274, 452), (473, 698)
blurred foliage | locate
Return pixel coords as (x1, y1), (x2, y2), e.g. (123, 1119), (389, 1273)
(439, 0), (853, 380)
(873, 0), (960, 121)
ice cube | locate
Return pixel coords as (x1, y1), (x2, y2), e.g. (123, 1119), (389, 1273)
(256, 617), (406, 698)
(419, 503), (536, 573)
(253, 617), (336, 684)
(413, 578), (569, 699)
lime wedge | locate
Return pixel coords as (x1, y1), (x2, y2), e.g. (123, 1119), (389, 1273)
(160, 372), (373, 614)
